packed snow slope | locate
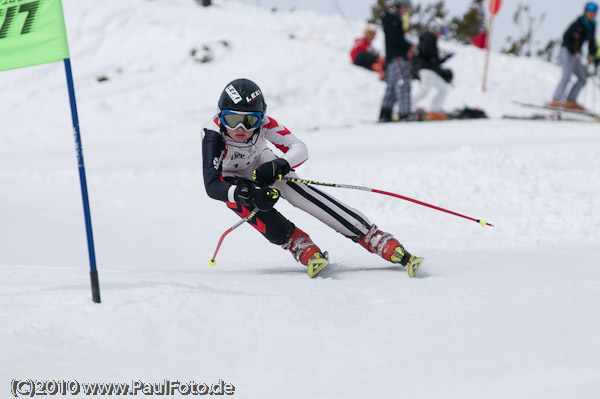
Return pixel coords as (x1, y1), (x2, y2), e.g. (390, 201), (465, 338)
(1, 1), (599, 398)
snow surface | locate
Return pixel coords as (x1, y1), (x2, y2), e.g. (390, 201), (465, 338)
(1, 0), (599, 398)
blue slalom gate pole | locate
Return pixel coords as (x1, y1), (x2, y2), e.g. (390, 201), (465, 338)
(64, 58), (101, 303)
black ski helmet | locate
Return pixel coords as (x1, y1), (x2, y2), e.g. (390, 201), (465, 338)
(218, 78), (267, 114)
(217, 79), (266, 147)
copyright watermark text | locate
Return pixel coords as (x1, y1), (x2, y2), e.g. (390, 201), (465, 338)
(10, 379), (235, 397)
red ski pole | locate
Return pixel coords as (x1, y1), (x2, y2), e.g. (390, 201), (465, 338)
(208, 207), (259, 266)
(283, 177), (493, 227)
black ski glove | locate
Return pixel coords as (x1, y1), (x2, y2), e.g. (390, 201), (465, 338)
(235, 185), (281, 211)
(252, 158), (291, 186)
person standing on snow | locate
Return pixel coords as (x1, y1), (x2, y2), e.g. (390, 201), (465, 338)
(202, 78), (424, 278)
(550, 2), (598, 110)
(412, 20), (455, 112)
(350, 25), (386, 80)
(379, 1), (414, 122)
(468, 0), (487, 49)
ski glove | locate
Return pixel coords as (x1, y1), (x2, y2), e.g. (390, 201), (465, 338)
(252, 158), (291, 186)
(235, 185), (281, 211)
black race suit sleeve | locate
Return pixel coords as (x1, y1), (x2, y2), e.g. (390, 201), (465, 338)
(563, 18), (585, 55)
(381, 11), (410, 62)
(589, 24), (597, 56)
(202, 128), (230, 202)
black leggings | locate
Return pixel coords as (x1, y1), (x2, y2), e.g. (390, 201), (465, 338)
(354, 52), (379, 70)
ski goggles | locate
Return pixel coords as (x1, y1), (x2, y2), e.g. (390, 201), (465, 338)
(220, 110), (263, 131)
(585, 2), (598, 12)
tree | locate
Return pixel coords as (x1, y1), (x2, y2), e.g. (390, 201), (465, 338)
(411, 1), (448, 35)
(367, 0), (559, 62)
(369, 0), (387, 23)
(536, 39), (560, 63)
(447, 7), (483, 45)
(369, 0), (448, 34)
(501, 3), (558, 62)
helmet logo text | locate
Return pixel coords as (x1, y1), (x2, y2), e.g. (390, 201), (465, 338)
(224, 85), (242, 104)
(246, 90), (262, 104)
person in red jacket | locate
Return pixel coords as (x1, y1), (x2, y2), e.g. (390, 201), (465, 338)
(468, 0), (487, 49)
(350, 25), (386, 79)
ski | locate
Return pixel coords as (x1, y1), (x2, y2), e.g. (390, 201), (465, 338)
(307, 251), (329, 278)
(513, 100), (600, 120)
(362, 107), (488, 124)
(502, 114), (590, 122)
(405, 257), (424, 278)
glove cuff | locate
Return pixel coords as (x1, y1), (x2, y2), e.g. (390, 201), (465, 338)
(274, 158), (291, 175)
(234, 185), (253, 207)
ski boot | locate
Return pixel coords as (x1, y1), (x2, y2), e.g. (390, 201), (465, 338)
(564, 100), (586, 111)
(358, 225), (424, 278)
(283, 227), (328, 278)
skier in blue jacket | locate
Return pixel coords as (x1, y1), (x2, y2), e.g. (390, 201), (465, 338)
(550, 2), (598, 110)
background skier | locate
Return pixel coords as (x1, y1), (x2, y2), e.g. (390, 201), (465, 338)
(549, 2), (598, 110)
(350, 25), (386, 80)
(379, 1), (414, 122)
(468, 0), (488, 49)
(412, 20), (454, 112)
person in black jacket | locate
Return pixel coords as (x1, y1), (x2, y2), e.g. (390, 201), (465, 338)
(550, 2), (598, 110)
(379, 1), (413, 122)
(412, 21), (454, 112)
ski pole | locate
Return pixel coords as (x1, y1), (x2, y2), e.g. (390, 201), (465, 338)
(592, 71), (598, 114)
(208, 207), (259, 266)
(283, 177), (494, 227)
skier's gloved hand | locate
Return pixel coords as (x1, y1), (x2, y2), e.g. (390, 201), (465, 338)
(235, 185), (280, 211)
(252, 158), (291, 186)
(440, 50), (455, 63)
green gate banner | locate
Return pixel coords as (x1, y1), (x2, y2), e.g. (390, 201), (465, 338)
(0, 0), (69, 71)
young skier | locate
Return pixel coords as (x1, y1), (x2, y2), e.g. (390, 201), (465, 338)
(202, 78), (424, 278)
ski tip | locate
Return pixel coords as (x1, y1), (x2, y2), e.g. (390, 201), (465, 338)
(478, 219), (494, 227)
(407, 256), (424, 278)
